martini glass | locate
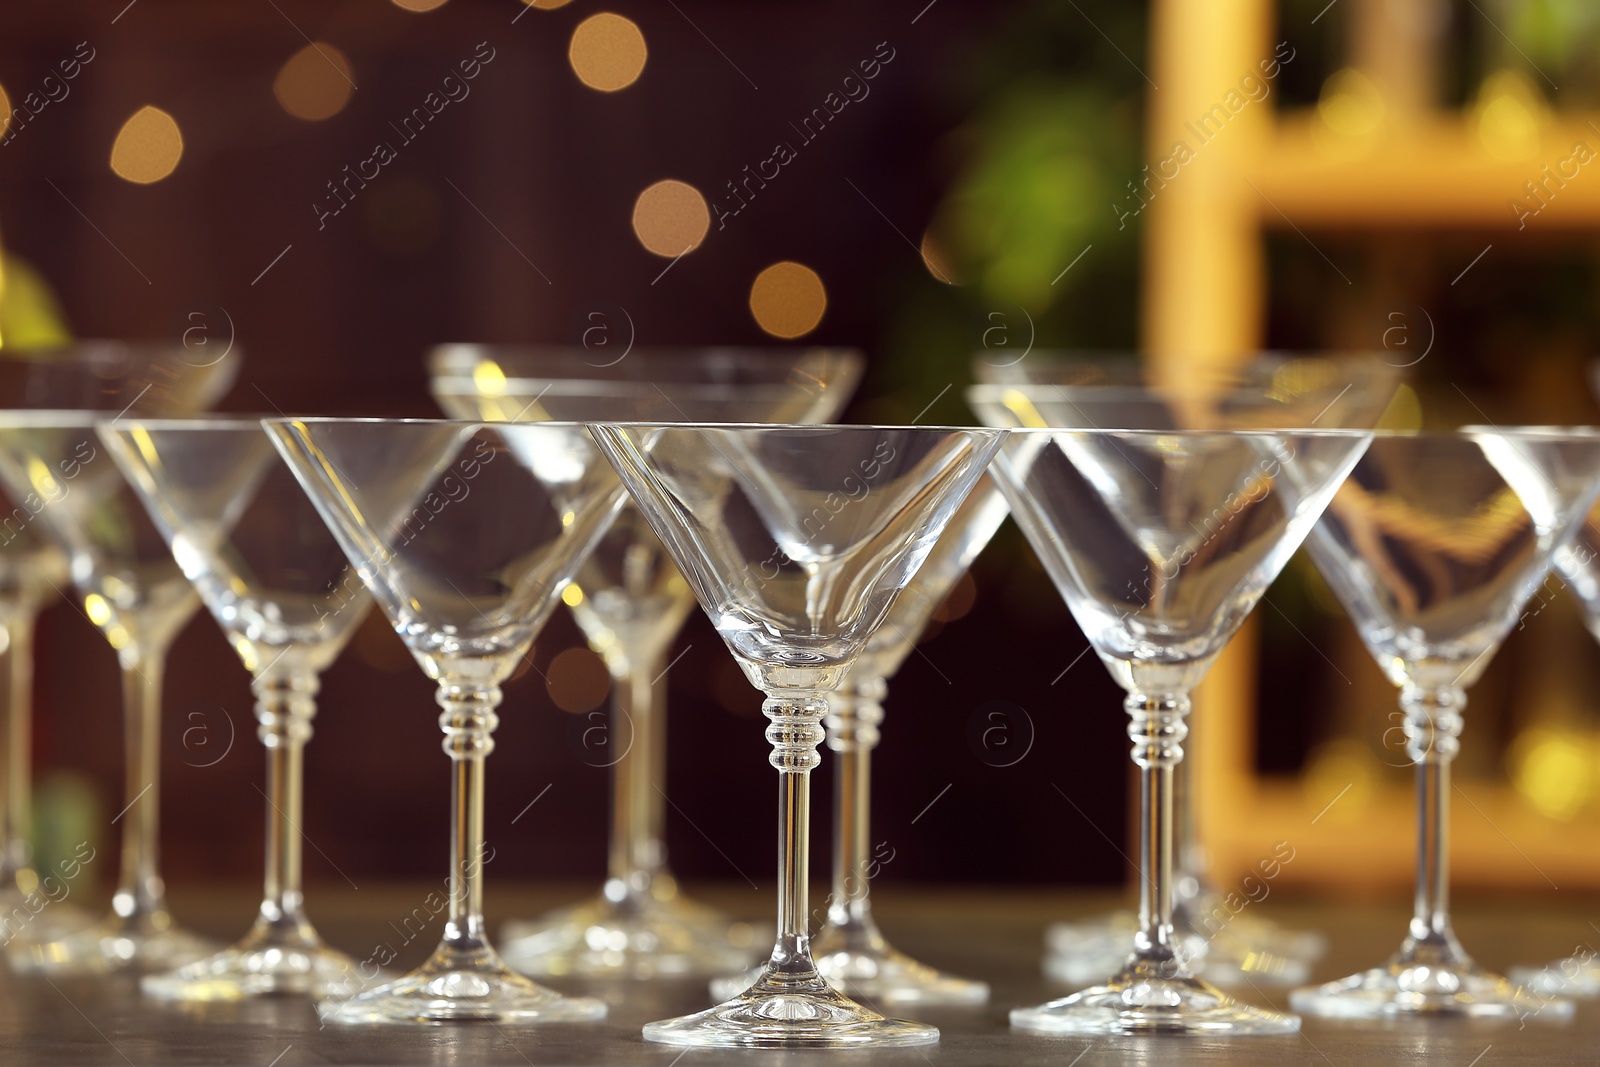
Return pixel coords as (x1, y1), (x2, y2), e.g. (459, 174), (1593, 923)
(429, 345), (861, 978)
(589, 423), (1003, 1048)
(994, 427), (1370, 1034)
(268, 417), (623, 1024)
(968, 357), (1397, 987)
(0, 342), (237, 927)
(1512, 429), (1600, 998)
(1292, 430), (1600, 1019)
(709, 475), (1009, 1007)
(0, 412), (212, 974)
(103, 418), (374, 1000)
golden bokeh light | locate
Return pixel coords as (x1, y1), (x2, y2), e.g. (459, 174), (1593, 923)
(109, 106), (184, 184)
(391, 0), (449, 10)
(1316, 68), (1384, 139)
(274, 42), (355, 122)
(749, 261), (827, 339)
(1475, 70), (1545, 162)
(524, 0), (575, 7)
(632, 179), (710, 257)
(569, 13), (647, 92)
(0, 83), (10, 137)
(547, 647), (611, 713)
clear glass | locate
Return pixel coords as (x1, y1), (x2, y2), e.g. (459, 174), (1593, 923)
(967, 357), (1396, 987)
(1294, 430), (1600, 1020)
(712, 474), (1009, 1006)
(590, 423), (1002, 1048)
(104, 419), (375, 999)
(0, 413), (215, 974)
(0, 343), (237, 944)
(992, 427), (1371, 1035)
(430, 345), (860, 978)
(267, 417), (623, 1024)
(1513, 462), (1600, 996)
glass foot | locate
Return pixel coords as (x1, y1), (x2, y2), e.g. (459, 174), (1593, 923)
(711, 925), (988, 1006)
(1510, 955), (1600, 998)
(1045, 909), (1315, 987)
(1013, 961), (1300, 1035)
(316, 942), (607, 1025)
(646, 965), (938, 1048)
(8, 910), (215, 976)
(500, 887), (763, 979)
(141, 917), (369, 1001)
(0, 888), (94, 948)
(1291, 958), (1575, 1020)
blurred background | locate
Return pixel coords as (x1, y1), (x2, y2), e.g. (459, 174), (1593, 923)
(2, 0), (1600, 904)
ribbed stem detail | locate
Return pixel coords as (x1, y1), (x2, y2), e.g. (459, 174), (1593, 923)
(764, 693), (826, 772)
(438, 683), (500, 761)
(825, 676), (884, 753)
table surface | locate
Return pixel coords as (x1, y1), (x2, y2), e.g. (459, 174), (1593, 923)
(2, 883), (1596, 1066)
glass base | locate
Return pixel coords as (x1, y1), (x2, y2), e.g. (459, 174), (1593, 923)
(500, 884), (763, 979)
(316, 942), (607, 1025)
(1013, 960), (1300, 1035)
(141, 916), (369, 1001)
(8, 909), (214, 976)
(1045, 906), (1317, 987)
(646, 965), (939, 1048)
(0, 888), (94, 948)
(1292, 957), (1575, 1020)
(1510, 956), (1600, 998)
(712, 924), (988, 1007)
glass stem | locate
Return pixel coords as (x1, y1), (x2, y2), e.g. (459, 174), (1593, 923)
(607, 655), (664, 897)
(824, 677), (884, 933)
(253, 665), (317, 932)
(1126, 691), (1191, 976)
(0, 599), (40, 884)
(1401, 683), (1467, 959)
(437, 679), (500, 956)
(113, 649), (170, 924)
(763, 690), (827, 978)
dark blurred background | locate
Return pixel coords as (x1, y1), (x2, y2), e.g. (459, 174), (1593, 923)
(5, 0), (1600, 902)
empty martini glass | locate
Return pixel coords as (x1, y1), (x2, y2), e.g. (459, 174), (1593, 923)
(709, 474), (1009, 1006)
(0, 412), (212, 974)
(994, 427), (1370, 1034)
(1512, 427), (1600, 999)
(0, 342), (236, 927)
(1292, 429), (1600, 1019)
(430, 345), (861, 978)
(968, 355), (1397, 986)
(103, 418), (373, 1000)
(268, 417), (623, 1024)
(590, 423), (1003, 1047)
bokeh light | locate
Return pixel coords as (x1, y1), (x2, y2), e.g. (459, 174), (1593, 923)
(919, 226), (958, 284)
(548, 647), (611, 713)
(0, 83), (10, 137)
(632, 179), (710, 257)
(391, 0), (449, 10)
(1475, 70), (1544, 162)
(274, 42), (355, 122)
(569, 13), (647, 92)
(1316, 68), (1384, 139)
(109, 106), (183, 184)
(524, 0), (575, 7)
(749, 261), (827, 338)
